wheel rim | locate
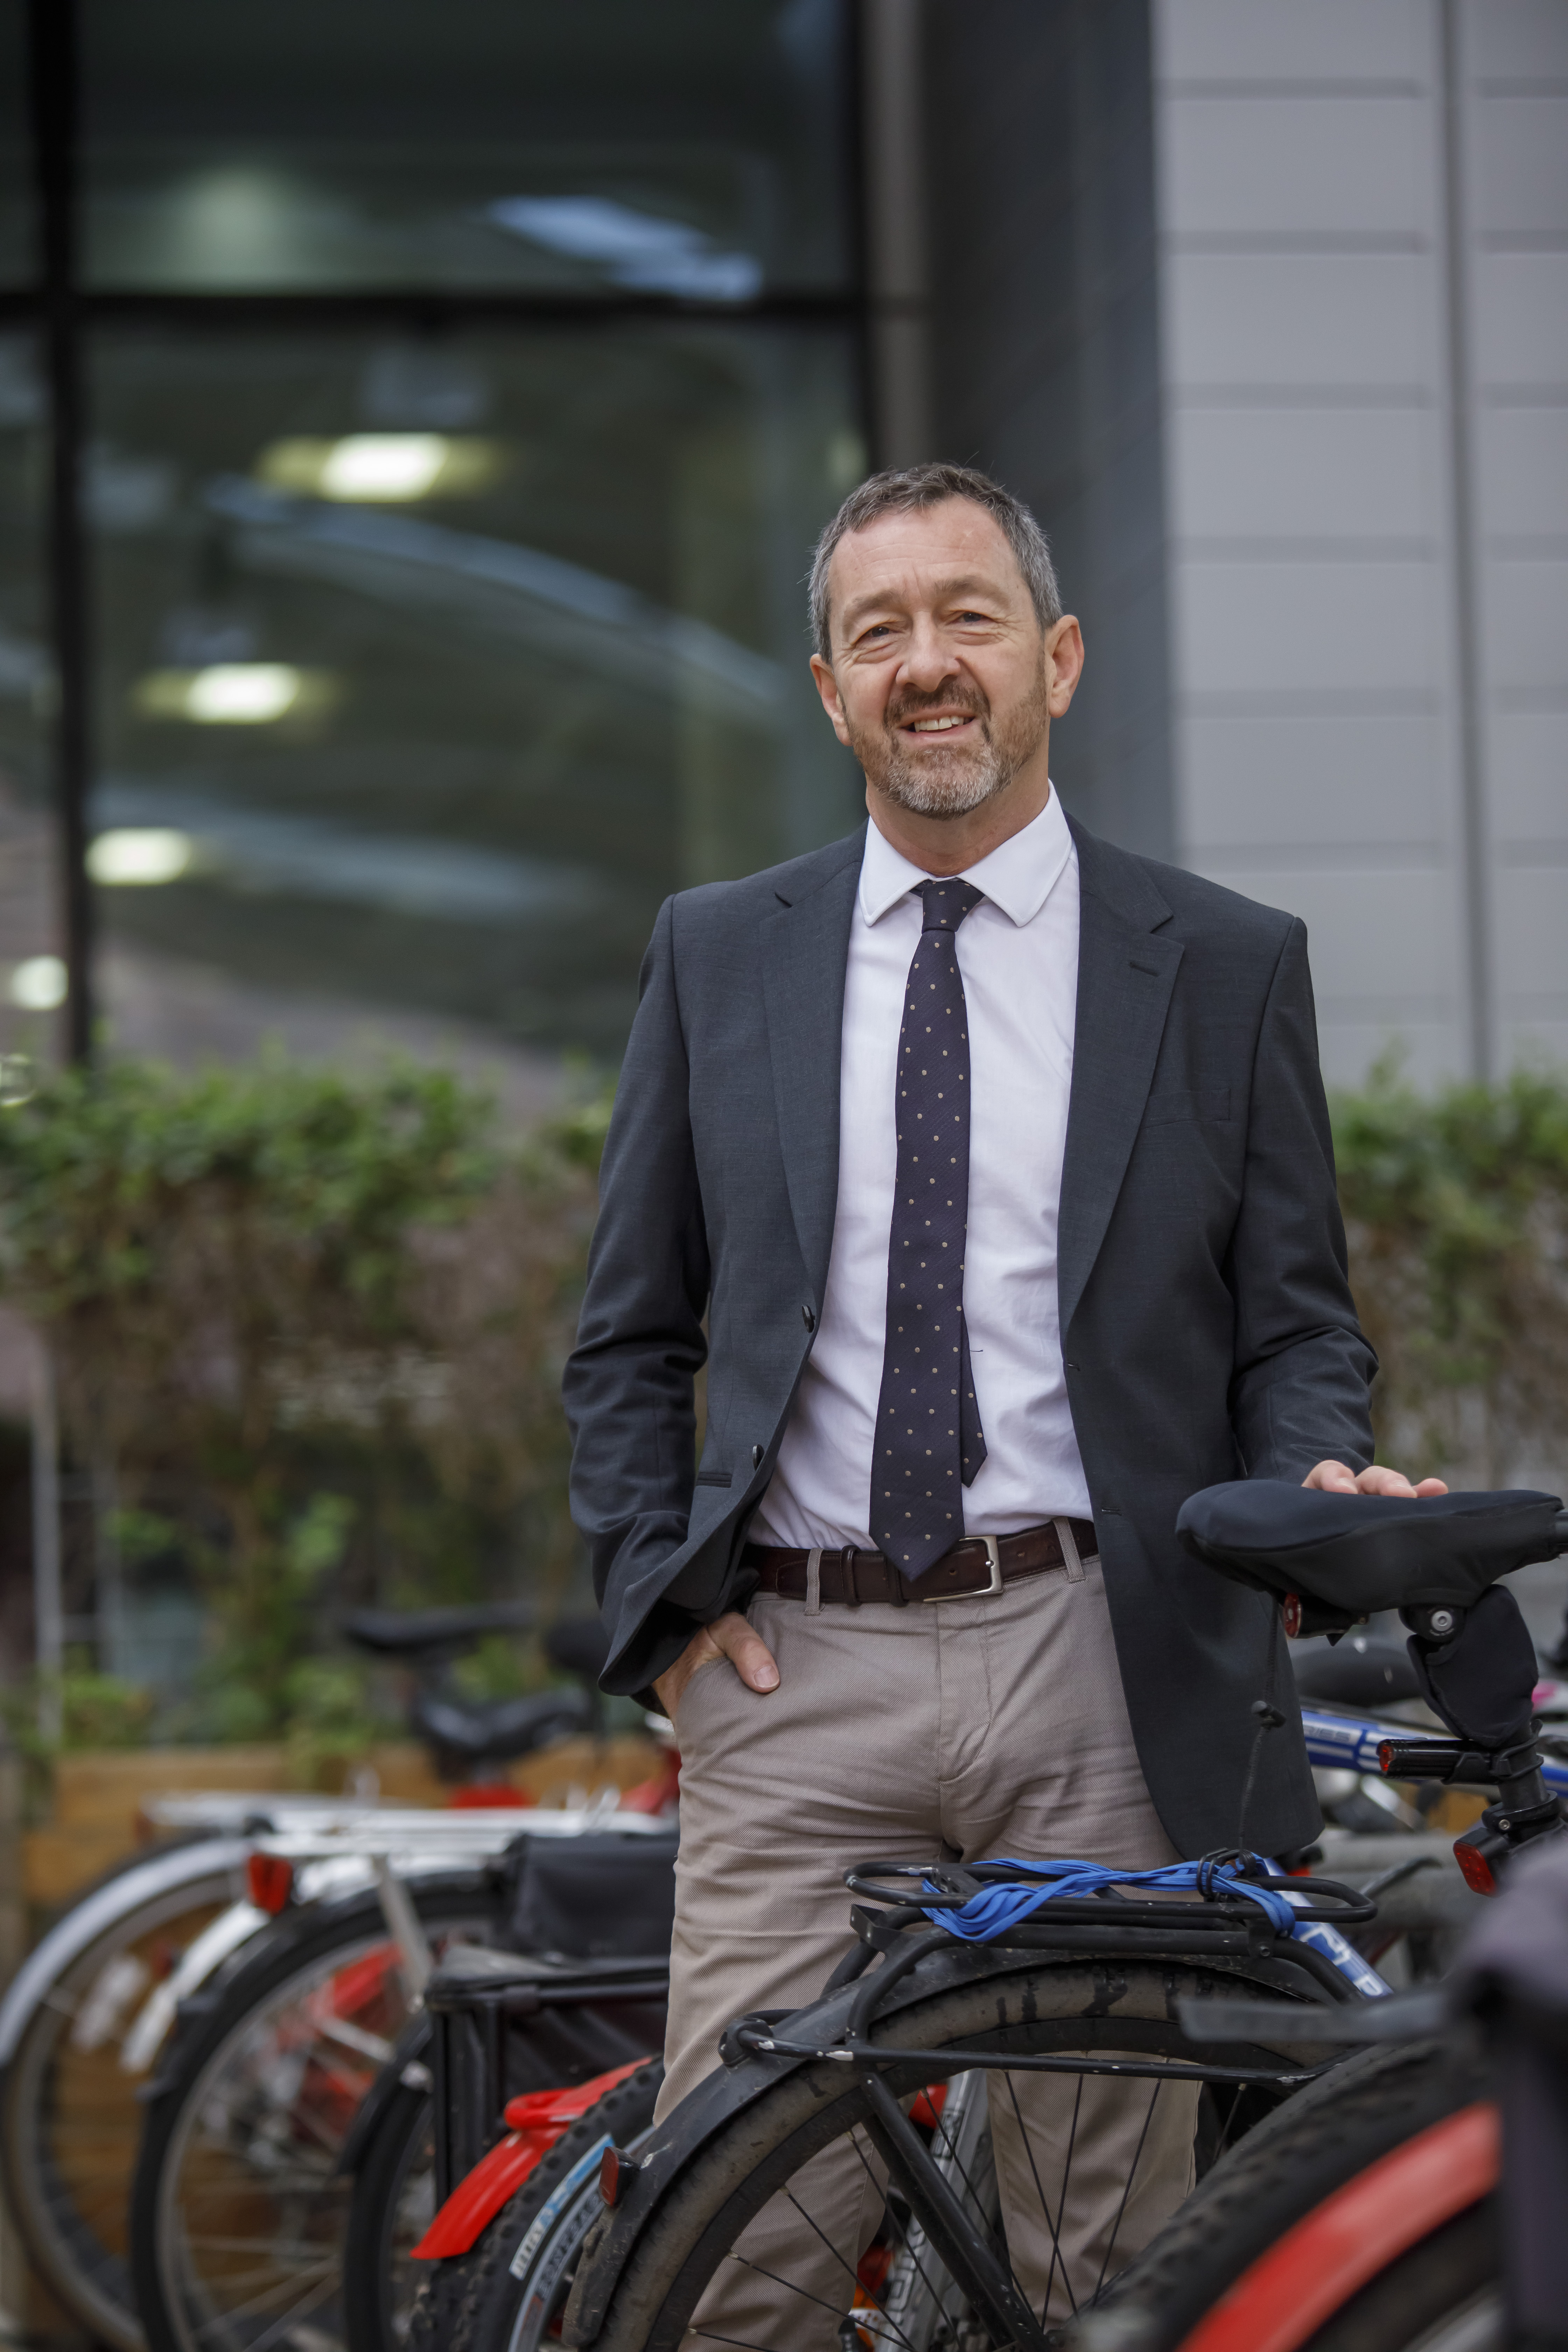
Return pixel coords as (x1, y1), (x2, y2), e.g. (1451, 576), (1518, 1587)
(2, 1874), (236, 2352)
(153, 1919), (489, 2352)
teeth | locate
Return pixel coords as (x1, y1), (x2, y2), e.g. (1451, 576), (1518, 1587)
(911, 716), (969, 732)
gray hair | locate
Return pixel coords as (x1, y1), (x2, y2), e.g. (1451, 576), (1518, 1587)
(808, 462), (1062, 658)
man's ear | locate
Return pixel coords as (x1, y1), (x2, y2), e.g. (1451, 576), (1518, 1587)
(1045, 615), (1085, 717)
(809, 652), (854, 749)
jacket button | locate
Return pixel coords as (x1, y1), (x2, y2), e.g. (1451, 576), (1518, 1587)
(802, 1305), (816, 1331)
(752, 1444), (764, 1469)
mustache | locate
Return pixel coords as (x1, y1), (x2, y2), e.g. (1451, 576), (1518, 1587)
(883, 684), (990, 729)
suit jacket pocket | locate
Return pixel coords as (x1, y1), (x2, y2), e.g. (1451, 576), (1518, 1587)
(1142, 1084), (1231, 1126)
(694, 1468), (733, 1488)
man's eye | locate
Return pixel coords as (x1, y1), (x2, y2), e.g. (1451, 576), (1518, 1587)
(954, 610), (988, 625)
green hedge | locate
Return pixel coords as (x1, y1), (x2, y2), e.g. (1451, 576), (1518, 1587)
(0, 1055), (605, 1750)
(1332, 1065), (1568, 1487)
(2, 1052), (1562, 1750)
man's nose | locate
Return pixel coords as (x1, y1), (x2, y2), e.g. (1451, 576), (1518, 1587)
(898, 621), (958, 692)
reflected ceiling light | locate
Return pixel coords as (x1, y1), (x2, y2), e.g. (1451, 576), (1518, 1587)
(255, 434), (504, 502)
(8, 955), (67, 1010)
(134, 663), (327, 724)
(487, 195), (762, 302)
(88, 828), (195, 886)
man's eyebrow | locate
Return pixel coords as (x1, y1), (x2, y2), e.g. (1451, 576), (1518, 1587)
(838, 573), (1013, 631)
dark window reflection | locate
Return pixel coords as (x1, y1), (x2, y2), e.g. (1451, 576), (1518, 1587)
(0, 1), (32, 288)
(0, 332), (63, 1070)
(82, 0), (853, 296)
(90, 325), (864, 1073)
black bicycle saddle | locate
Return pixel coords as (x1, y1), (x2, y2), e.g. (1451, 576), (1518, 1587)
(341, 1601), (535, 1658)
(411, 1685), (592, 1769)
(1290, 1633), (1424, 1707)
(1176, 1480), (1566, 1614)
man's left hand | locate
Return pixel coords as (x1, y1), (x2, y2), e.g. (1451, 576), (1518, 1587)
(1304, 1461), (1449, 1498)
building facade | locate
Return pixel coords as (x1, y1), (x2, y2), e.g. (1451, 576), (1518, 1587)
(919, 0), (1568, 1086)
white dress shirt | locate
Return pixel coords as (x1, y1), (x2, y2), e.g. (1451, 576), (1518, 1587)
(755, 788), (1092, 1550)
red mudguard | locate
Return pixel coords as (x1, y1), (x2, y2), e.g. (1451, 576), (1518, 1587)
(1176, 2101), (1498, 2352)
(410, 2058), (649, 2260)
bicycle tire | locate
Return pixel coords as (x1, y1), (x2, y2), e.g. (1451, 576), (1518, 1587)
(340, 2065), (434, 2352)
(578, 1954), (1332, 2351)
(131, 1874), (505, 2352)
(0, 1853), (246, 2352)
(1070, 2038), (1493, 2352)
(416, 2058), (664, 2352)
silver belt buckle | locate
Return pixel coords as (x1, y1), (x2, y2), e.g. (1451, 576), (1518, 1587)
(919, 1533), (1003, 1601)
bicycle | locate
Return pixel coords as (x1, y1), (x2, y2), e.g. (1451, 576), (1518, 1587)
(127, 1817), (674, 2352)
(341, 1826), (677, 2352)
(0, 1603), (616, 2352)
(547, 1478), (1566, 2351)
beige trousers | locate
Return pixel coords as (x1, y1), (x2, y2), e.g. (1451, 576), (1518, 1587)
(658, 1543), (1199, 2342)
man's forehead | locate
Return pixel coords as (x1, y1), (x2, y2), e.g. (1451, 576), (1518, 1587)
(830, 501), (1024, 615)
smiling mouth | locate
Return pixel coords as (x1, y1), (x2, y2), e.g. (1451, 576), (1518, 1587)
(902, 713), (977, 735)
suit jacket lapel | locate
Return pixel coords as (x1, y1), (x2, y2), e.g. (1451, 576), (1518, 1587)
(761, 833), (863, 1296)
(1058, 820), (1183, 1336)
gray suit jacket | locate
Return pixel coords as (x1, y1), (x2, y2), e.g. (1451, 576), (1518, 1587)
(563, 817), (1376, 1856)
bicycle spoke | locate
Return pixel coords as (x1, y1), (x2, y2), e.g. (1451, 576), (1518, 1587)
(1092, 2081), (1162, 2302)
(190, 2258), (336, 2346)
(777, 2159), (921, 2352)
(727, 2250), (904, 2338)
(1002, 2067), (1077, 2323)
(1210, 2083), (1246, 2167)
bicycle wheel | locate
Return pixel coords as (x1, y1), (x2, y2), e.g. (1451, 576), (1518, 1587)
(340, 2048), (435, 2352)
(578, 1953), (1330, 2352)
(408, 2058), (664, 2352)
(1071, 2038), (1496, 2352)
(131, 1875), (505, 2352)
(0, 1847), (249, 2352)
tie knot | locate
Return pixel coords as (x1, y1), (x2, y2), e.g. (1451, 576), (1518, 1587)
(916, 877), (984, 934)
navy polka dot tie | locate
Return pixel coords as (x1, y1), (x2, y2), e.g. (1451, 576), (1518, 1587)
(870, 877), (988, 1578)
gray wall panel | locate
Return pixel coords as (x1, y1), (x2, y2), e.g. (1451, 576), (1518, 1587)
(1181, 713), (1448, 852)
(1155, 0), (1429, 82)
(1162, 253), (1436, 387)
(1478, 407), (1568, 537)
(1161, 97), (1431, 237)
(1169, 407), (1437, 540)
(1474, 255), (1568, 384)
(1482, 561), (1568, 695)
(1489, 713), (1568, 842)
(1472, 95), (1568, 236)
(1174, 561), (1446, 696)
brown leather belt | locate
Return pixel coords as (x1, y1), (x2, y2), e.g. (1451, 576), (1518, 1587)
(744, 1519), (1098, 1608)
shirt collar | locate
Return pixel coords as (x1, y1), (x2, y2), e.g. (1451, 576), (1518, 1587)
(858, 786), (1074, 929)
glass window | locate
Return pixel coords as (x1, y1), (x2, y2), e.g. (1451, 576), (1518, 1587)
(82, 0), (854, 297)
(0, 1), (33, 288)
(0, 331), (63, 1075)
(89, 323), (865, 1074)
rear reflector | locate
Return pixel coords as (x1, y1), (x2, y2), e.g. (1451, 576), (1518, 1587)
(1282, 1595), (1303, 1639)
(599, 2146), (637, 2207)
(1452, 1832), (1498, 1898)
(246, 1853), (295, 1913)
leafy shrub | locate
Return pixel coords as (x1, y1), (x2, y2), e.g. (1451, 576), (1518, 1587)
(0, 1055), (605, 1751)
(1332, 1063), (1568, 1486)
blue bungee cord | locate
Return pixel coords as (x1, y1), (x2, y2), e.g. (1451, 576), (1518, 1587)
(917, 1854), (1302, 1942)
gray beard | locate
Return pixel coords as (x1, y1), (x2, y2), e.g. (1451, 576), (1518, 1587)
(851, 668), (1050, 822)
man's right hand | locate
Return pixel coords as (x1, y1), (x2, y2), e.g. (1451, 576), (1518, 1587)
(653, 1611), (780, 1718)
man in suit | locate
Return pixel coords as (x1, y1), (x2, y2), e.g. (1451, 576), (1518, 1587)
(564, 464), (1444, 2335)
